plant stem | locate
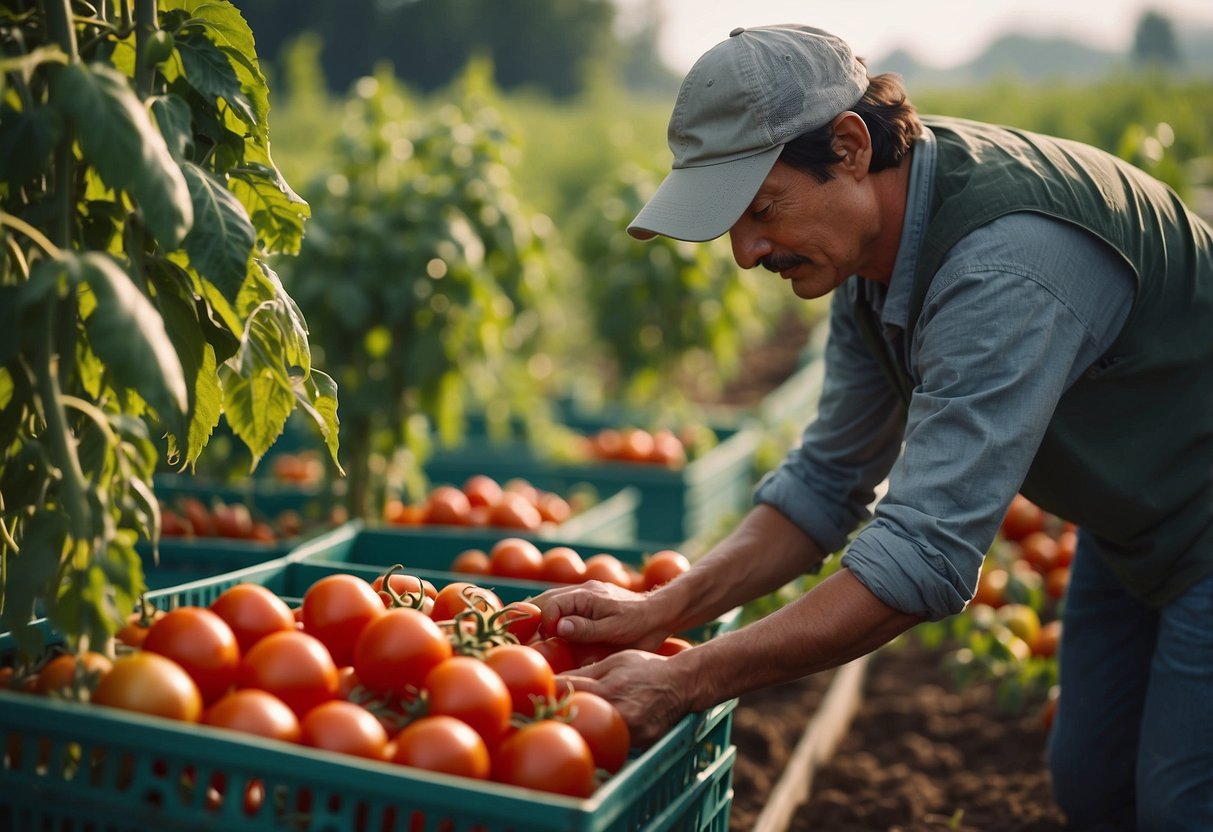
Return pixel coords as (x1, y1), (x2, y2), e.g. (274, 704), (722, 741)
(133, 0), (155, 97)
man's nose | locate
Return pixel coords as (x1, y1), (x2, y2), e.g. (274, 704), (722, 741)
(728, 221), (771, 269)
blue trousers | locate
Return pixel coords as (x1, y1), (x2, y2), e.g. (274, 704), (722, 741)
(1047, 531), (1213, 831)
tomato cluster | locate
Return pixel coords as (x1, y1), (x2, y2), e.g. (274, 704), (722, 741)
(580, 427), (687, 468)
(452, 537), (691, 592)
(269, 451), (325, 485)
(12, 568), (678, 802)
(383, 475), (576, 533)
(160, 496), (334, 544)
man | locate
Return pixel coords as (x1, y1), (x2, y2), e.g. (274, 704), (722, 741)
(534, 24), (1213, 831)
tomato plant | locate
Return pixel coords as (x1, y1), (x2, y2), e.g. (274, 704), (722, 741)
(0, 0), (339, 662)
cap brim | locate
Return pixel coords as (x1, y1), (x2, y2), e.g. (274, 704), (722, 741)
(627, 145), (783, 242)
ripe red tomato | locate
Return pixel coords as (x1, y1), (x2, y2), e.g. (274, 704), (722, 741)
(1019, 532), (1060, 574)
(370, 572), (437, 607)
(643, 550), (691, 589)
(424, 657), (512, 749)
(93, 652), (202, 722)
(483, 644), (556, 718)
(972, 566), (1009, 608)
(498, 601), (542, 644)
(430, 582), (502, 623)
(492, 720), (596, 797)
(488, 492), (543, 531)
(561, 690), (630, 774)
(33, 651), (112, 698)
(488, 537), (545, 581)
(116, 605), (165, 648)
(353, 608), (452, 696)
(424, 485), (472, 526)
(649, 429), (686, 467)
(529, 637), (576, 675)
(1001, 494), (1045, 541)
(654, 636), (694, 656)
(301, 573), (386, 667)
(203, 688), (301, 743)
(142, 606), (241, 704)
(300, 700), (389, 760)
(583, 554), (631, 587)
(541, 546), (588, 584)
(238, 630), (339, 718)
(451, 548), (491, 576)
(210, 583), (296, 654)
(391, 715), (490, 779)
(536, 493), (572, 525)
(462, 475), (503, 509)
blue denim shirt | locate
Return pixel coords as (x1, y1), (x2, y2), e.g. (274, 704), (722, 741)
(753, 125), (1135, 619)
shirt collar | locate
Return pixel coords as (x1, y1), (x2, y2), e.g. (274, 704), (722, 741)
(877, 124), (937, 329)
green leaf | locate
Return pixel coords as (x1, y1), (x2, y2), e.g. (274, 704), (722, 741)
(229, 160), (310, 255)
(53, 64), (192, 248)
(0, 509), (67, 641)
(174, 28), (256, 128)
(79, 252), (188, 441)
(0, 104), (62, 184)
(294, 369), (343, 473)
(148, 93), (195, 160)
(220, 361), (293, 470)
(180, 161), (254, 304)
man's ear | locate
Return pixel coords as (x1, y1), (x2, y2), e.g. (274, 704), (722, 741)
(831, 112), (872, 180)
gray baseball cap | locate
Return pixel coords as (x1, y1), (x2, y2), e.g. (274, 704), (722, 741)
(628, 25), (868, 242)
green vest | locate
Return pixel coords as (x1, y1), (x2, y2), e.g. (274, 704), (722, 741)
(875, 116), (1213, 606)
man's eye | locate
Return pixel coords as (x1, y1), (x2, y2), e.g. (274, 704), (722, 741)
(753, 204), (772, 219)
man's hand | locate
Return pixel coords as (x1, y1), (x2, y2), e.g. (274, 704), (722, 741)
(558, 649), (692, 746)
(532, 580), (669, 652)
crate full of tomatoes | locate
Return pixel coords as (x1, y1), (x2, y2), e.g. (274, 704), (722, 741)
(0, 558), (736, 832)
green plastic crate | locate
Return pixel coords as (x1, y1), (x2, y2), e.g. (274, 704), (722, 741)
(138, 535), (297, 590)
(0, 559), (736, 832)
(424, 420), (762, 546)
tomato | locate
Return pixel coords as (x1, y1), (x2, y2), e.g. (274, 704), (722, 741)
(385, 500), (426, 526)
(424, 485), (472, 526)
(536, 493), (572, 525)
(33, 651), (112, 698)
(561, 690), (630, 774)
(210, 583), (296, 653)
(462, 475), (503, 508)
(972, 566), (1009, 608)
(212, 502), (254, 539)
(203, 688), (301, 743)
(353, 608), (452, 696)
(93, 652), (202, 722)
(371, 572), (438, 607)
(1019, 532), (1060, 574)
(117, 602), (165, 648)
(161, 508), (189, 537)
(1055, 530), (1077, 568)
(583, 554), (632, 587)
(498, 601), (542, 644)
(424, 657), (512, 748)
(483, 644), (555, 718)
(643, 550), (691, 590)
(430, 582), (502, 623)
(649, 429), (686, 467)
(1000, 494), (1045, 542)
(654, 636), (694, 656)
(142, 606), (241, 704)
(488, 537), (544, 581)
(451, 548), (491, 576)
(1045, 566), (1071, 600)
(540, 546), (587, 584)
(619, 428), (655, 462)
(391, 715), (490, 779)
(301, 573), (386, 667)
(179, 497), (214, 537)
(1031, 619), (1062, 658)
(300, 700), (389, 760)
(488, 492), (543, 531)
(238, 630), (339, 719)
(492, 720), (595, 797)
(529, 637), (576, 675)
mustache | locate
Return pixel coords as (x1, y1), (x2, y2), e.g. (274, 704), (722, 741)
(759, 254), (810, 273)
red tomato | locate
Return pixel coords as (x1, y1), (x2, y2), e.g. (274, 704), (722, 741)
(536, 493), (572, 525)
(430, 582), (502, 623)
(492, 720), (596, 797)
(93, 652), (202, 722)
(483, 644), (556, 718)
(424, 657), (512, 749)
(498, 601), (542, 644)
(203, 688), (301, 744)
(353, 608), (452, 696)
(462, 475), (503, 509)
(116, 605), (164, 649)
(529, 637), (576, 675)
(391, 715), (490, 779)
(561, 690), (630, 774)
(654, 636), (694, 656)
(370, 572), (437, 608)
(33, 651), (112, 698)
(540, 546), (587, 584)
(1001, 494), (1045, 541)
(210, 583), (296, 653)
(142, 607), (241, 704)
(583, 554), (631, 587)
(424, 485), (472, 526)
(642, 550), (691, 590)
(488, 492), (543, 531)
(300, 700), (389, 760)
(488, 538), (545, 581)
(238, 630), (339, 719)
(450, 548), (491, 576)
(301, 574), (386, 667)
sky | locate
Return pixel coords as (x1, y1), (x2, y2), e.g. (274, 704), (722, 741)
(615, 0), (1213, 73)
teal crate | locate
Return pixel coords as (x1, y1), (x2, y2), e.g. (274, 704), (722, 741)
(425, 420), (762, 545)
(138, 535), (296, 590)
(153, 473), (339, 525)
(0, 559), (736, 832)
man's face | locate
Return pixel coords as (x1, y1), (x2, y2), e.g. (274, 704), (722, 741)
(727, 159), (882, 299)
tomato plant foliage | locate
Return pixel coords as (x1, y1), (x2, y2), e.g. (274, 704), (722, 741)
(0, 0), (338, 657)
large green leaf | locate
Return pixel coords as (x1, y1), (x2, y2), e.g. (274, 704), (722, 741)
(0, 104), (62, 184)
(181, 161), (254, 305)
(294, 368), (342, 473)
(220, 360), (293, 470)
(79, 252), (188, 442)
(229, 160), (309, 255)
(148, 93), (195, 160)
(174, 28), (256, 129)
(53, 64), (192, 248)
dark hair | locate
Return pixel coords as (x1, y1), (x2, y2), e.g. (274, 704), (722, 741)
(779, 70), (922, 183)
